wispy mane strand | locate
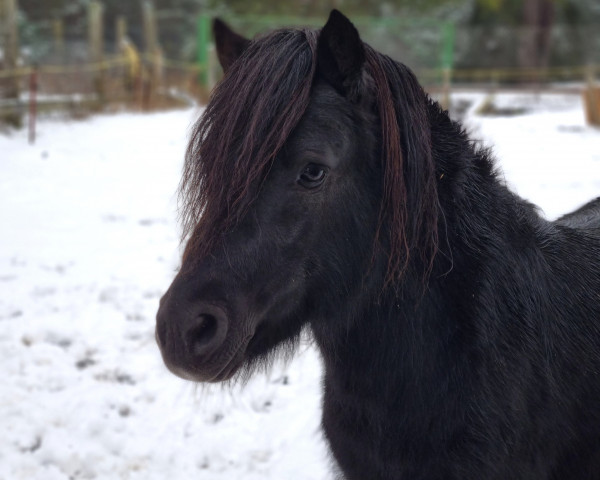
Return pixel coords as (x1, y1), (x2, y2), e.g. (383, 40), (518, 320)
(366, 46), (438, 287)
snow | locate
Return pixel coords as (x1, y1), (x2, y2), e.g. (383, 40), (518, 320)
(461, 92), (600, 219)
(1, 94), (599, 480)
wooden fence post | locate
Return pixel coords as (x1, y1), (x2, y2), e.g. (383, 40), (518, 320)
(207, 43), (217, 91)
(88, 1), (105, 103)
(116, 15), (127, 51)
(28, 66), (37, 144)
(2, 0), (21, 126)
(441, 68), (452, 112)
(116, 16), (129, 100)
(152, 46), (163, 99)
(142, 1), (158, 56)
(53, 18), (65, 95)
(584, 65), (600, 127)
(53, 18), (65, 58)
(142, 1), (159, 108)
(197, 14), (210, 90)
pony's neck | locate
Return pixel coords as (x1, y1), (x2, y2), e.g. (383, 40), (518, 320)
(312, 100), (539, 401)
(314, 270), (456, 380)
(428, 100), (546, 267)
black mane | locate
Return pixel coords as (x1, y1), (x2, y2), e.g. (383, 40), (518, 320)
(180, 29), (318, 266)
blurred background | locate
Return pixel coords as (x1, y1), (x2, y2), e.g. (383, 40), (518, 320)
(1, 0), (600, 128)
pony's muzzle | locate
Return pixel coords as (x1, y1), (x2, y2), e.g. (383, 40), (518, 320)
(155, 284), (230, 380)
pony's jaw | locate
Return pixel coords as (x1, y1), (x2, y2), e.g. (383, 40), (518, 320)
(155, 255), (310, 383)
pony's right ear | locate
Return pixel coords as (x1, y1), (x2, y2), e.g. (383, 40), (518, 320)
(317, 10), (366, 99)
(213, 18), (250, 73)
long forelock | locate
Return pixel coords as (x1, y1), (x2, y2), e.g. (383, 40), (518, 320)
(180, 26), (438, 288)
(180, 28), (318, 262)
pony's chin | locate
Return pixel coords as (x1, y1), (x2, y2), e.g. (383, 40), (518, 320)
(160, 335), (250, 383)
(208, 355), (246, 382)
(164, 356), (244, 383)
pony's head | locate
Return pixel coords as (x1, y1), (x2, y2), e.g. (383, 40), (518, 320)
(156, 10), (439, 382)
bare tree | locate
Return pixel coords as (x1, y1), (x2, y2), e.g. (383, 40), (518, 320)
(518, 0), (555, 71)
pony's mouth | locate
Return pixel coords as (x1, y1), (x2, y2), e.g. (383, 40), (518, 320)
(164, 332), (253, 383)
(208, 337), (251, 382)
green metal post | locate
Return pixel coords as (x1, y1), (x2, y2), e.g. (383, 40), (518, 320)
(441, 22), (455, 70)
(440, 22), (455, 110)
(197, 14), (210, 87)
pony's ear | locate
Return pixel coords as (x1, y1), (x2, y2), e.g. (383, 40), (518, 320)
(213, 18), (250, 73)
(317, 10), (366, 98)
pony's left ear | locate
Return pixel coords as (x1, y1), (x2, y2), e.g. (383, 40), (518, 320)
(213, 18), (250, 73)
(317, 10), (366, 99)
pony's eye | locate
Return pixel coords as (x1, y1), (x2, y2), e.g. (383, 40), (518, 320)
(298, 164), (327, 189)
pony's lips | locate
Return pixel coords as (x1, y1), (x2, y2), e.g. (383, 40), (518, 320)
(210, 350), (246, 382)
(166, 332), (253, 383)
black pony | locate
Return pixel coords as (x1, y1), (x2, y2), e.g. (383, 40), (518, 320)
(156, 10), (600, 480)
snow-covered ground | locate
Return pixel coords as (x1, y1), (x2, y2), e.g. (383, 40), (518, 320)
(1, 94), (599, 480)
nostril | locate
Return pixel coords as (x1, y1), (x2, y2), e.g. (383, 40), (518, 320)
(185, 311), (226, 358)
(187, 314), (217, 355)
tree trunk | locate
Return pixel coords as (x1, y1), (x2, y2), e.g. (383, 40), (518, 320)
(2, 0), (22, 127)
(518, 0), (555, 74)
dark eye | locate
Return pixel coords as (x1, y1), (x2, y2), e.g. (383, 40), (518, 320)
(298, 164), (327, 189)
